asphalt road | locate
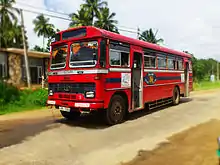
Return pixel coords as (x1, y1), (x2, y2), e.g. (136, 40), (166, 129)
(0, 89), (220, 165)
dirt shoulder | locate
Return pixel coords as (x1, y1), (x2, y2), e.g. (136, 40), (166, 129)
(122, 119), (220, 165)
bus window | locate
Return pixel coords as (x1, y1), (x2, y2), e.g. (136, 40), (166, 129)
(110, 50), (120, 66)
(167, 57), (175, 70)
(144, 55), (156, 68)
(109, 44), (129, 67)
(158, 55), (166, 69)
(177, 59), (183, 70)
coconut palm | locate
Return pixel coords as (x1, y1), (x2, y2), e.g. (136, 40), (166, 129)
(82, 0), (107, 24)
(94, 7), (118, 33)
(69, 7), (92, 27)
(139, 28), (164, 44)
(33, 14), (55, 50)
(0, 0), (20, 48)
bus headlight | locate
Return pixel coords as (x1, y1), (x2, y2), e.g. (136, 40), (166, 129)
(85, 91), (95, 98)
(49, 90), (53, 96)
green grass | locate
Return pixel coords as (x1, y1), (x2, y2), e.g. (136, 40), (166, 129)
(0, 82), (48, 115)
(193, 81), (220, 91)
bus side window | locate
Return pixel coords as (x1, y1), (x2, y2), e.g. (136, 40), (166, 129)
(177, 59), (183, 70)
(109, 41), (130, 67)
(158, 55), (166, 69)
(167, 56), (175, 70)
(121, 52), (129, 67)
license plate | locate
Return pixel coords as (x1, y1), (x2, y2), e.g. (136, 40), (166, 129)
(59, 107), (71, 112)
(75, 103), (90, 108)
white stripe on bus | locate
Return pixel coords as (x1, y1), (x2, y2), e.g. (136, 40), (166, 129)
(109, 68), (131, 72)
(48, 69), (108, 75)
(48, 68), (192, 75)
(144, 69), (184, 73)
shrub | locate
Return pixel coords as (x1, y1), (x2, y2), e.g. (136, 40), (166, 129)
(0, 81), (20, 105)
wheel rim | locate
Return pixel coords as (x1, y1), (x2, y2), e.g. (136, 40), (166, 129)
(175, 90), (179, 102)
(111, 101), (123, 123)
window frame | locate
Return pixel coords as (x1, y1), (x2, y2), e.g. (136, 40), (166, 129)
(157, 55), (167, 69)
(109, 49), (130, 67)
(50, 44), (68, 70)
(177, 58), (184, 70)
(167, 56), (176, 70)
(69, 40), (98, 68)
(144, 54), (156, 68)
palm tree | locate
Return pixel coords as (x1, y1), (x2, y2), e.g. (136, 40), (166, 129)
(139, 28), (164, 44)
(82, 0), (107, 24)
(33, 14), (55, 50)
(0, 0), (19, 48)
(69, 7), (92, 27)
(94, 7), (118, 33)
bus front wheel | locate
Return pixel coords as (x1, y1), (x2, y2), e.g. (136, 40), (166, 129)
(60, 111), (80, 120)
(172, 87), (180, 105)
(105, 95), (126, 125)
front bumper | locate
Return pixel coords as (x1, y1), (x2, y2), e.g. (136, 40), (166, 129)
(47, 99), (104, 110)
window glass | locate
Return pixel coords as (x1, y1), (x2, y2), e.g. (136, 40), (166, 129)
(70, 41), (98, 67)
(177, 60), (183, 70)
(158, 56), (166, 68)
(110, 50), (120, 66)
(168, 58), (175, 69)
(109, 50), (129, 67)
(144, 55), (156, 68)
(50, 45), (67, 69)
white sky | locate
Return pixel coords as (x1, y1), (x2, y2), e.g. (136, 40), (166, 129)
(14, 0), (220, 60)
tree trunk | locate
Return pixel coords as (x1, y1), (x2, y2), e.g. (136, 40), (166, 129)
(43, 35), (45, 52)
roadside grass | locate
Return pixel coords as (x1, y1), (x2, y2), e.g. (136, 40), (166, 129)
(0, 82), (48, 115)
(193, 81), (220, 91)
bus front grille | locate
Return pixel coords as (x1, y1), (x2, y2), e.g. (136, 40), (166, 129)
(48, 83), (95, 94)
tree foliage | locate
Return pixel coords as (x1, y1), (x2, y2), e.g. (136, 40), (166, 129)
(139, 28), (164, 44)
(184, 51), (220, 82)
(33, 14), (55, 50)
(69, 0), (118, 33)
(0, 0), (28, 48)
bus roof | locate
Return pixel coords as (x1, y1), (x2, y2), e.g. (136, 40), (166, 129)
(57, 26), (192, 59)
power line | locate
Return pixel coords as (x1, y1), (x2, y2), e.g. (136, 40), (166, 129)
(16, 1), (70, 16)
(14, 2), (144, 34)
(2, 4), (145, 36)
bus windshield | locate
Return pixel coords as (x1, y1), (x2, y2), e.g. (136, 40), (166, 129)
(70, 41), (98, 67)
(50, 45), (67, 69)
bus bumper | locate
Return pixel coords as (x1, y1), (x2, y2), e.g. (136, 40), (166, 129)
(47, 100), (104, 110)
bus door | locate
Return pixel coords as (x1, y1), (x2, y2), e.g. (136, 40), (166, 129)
(131, 51), (144, 110)
(184, 60), (190, 97)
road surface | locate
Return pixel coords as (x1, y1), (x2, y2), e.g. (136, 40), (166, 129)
(0, 89), (220, 165)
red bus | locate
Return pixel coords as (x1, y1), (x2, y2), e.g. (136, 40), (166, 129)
(47, 26), (193, 125)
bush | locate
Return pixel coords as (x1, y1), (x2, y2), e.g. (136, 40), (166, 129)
(0, 81), (20, 106)
(12, 88), (48, 107)
(0, 81), (48, 114)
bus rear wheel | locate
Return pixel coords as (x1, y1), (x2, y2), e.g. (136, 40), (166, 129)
(172, 87), (180, 105)
(60, 111), (80, 120)
(105, 95), (126, 125)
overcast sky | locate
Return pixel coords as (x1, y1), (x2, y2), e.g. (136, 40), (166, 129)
(15, 0), (220, 60)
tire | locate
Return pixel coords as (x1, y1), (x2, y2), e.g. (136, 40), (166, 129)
(172, 87), (180, 105)
(60, 111), (80, 120)
(105, 95), (126, 125)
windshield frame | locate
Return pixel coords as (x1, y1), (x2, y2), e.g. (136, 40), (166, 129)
(69, 40), (98, 68)
(50, 44), (68, 70)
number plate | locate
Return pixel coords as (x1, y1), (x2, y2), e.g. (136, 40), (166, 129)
(59, 107), (71, 112)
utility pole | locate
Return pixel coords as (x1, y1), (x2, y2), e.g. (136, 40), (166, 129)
(137, 27), (140, 39)
(217, 60), (219, 81)
(20, 9), (31, 88)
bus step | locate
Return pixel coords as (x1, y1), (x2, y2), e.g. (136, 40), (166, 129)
(148, 98), (173, 110)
